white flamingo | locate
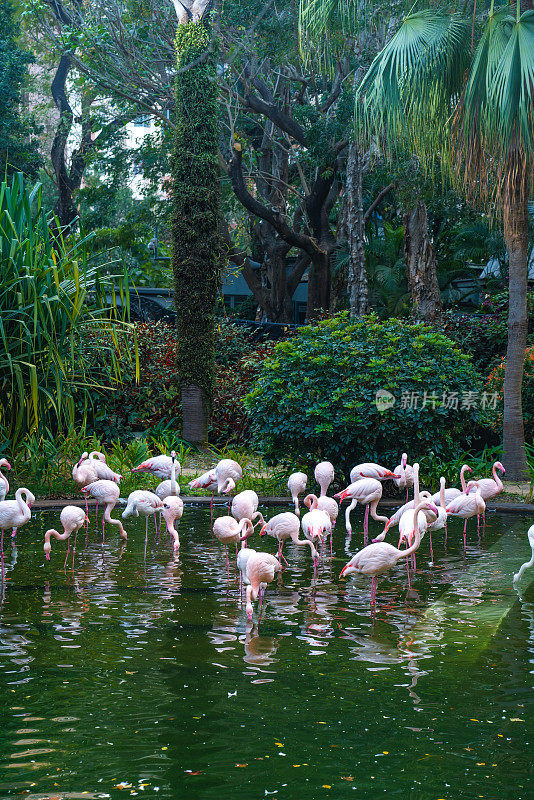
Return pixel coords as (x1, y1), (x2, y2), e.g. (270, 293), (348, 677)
(44, 506), (88, 568)
(238, 549), (281, 620)
(0, 488), (34, 580)
(513, 525), (534, 584)
(466, 460), (505, 527)
(430, 464), (472, 506)
(392, 453), (415, 502)
(122, 490), (164, 548)
(132, 454), (178, 479)
(287, 471), (308, 515)
(231, 490), (259, 523)
(212, 516), (253, 571)
(189, 469), (218, 520)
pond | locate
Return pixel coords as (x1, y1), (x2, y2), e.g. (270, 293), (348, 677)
(0, 505), (532, 799)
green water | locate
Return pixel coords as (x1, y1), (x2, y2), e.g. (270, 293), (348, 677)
(0, 505), (532, 799)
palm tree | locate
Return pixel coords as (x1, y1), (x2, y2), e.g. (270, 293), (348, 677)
(300, 1), (534, 479)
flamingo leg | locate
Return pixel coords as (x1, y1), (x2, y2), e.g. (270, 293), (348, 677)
(11, 527), (17, 540)
(102, 514), (106, 545)
(405, 487), (409, 504)
(226, 547), (230, 578)
(0, 530), (4, 583)
(72, 530), (77, 570)
(63, 542), (70, 571)
(463, 518), (467, 548)
(363, 505), (369, 544)
(429, 530), (434, 564)
(210, 494), (214, 527)
(370, 575), (378, 605)
(406, 556), (411, 588)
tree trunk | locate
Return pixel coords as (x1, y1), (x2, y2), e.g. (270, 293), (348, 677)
(403, 202), (442, 324)
(181, 386), (207, 444)
(502, 189), (529, 480)
(307, 251), (330, 320)
(346, 144), (368, 316)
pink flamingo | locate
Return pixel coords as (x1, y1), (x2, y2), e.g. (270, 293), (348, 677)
(466, 460), (505, 527)
(44, 506), (88, 568)
(0, 458), (11, 502)
(73, 454), (99, 517)
(132, 454), (177, 479)
(189, 469), (218, 521)
(392, 453), (415, 502)
(304, 493), (338, 526)
(445, 486), (486, 546)
(301, 508), (332, 560)
(287, 471), (308, 515)
(334, 478), (389, 540)
(0, 488), (34, 581)
(430, 464), (472, 506)
(237, 548), (281, 619)
(81, 480), (126, 543)
(215, 459), (242, 510)
(122, 490), (163, 548)
(315, 461), (335, 496)
(85, 452), (121, 483)
(424, 478), (448, 551)
(350, 463), (396, 483)
(260, 512), (318, 564)
(212, 516), (253, 573)
(161, 496), (184, 552)
(155, 451), (181, 500)
(340, 500), (438, 604)
(231, 490), (259, 523)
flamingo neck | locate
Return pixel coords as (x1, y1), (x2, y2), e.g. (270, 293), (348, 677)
(413, 464), (420, 506)
(439, 478), (446, 508)
(460, 465), (469, 493)
(492, 462), (503, 491)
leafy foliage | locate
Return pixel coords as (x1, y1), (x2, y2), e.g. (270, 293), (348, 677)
(487, 347), (534, 443)
(245, 313), (491, 477)
(439, 309), (507, 373)
(0, 0), (40, 178)
(0, 174), (134, 446)
(171, 21), (223, 407)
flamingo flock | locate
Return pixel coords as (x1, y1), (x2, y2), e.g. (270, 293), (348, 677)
(0, 447), (530, 619)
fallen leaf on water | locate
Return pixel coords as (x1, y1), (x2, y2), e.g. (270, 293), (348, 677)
(185, 770), (202, 775)
(510, 718), (523, 722)
(322, 786), (331, 789)
(341, 777), (354, 781)
(235, 763), (248, 767)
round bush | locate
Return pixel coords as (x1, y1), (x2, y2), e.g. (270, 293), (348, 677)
(486, 346), (534, 442)
(244, 313), (491, 478)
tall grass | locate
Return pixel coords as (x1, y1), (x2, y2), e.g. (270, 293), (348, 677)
(0, 174), (136, 445)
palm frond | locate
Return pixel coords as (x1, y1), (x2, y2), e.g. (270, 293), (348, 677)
(356, 10), (470, 167)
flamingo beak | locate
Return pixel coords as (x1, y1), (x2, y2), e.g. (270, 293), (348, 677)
(85, 515), (90, 523)
(5, 462), (11, 470)
(382, 470), (396, 478)
(259, 524), (267, 536)
(339, 564), (347, 578)
(334, 489), (347, 501)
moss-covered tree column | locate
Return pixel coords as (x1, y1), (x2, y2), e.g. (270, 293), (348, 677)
(171, 21), (222, 443)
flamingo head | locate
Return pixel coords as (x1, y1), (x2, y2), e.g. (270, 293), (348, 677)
(334, 488), (349, 502)
(0, 460), (11, 470)
(495, 461), (505, 474)
(381, 470), (397, 479)
(85, 514), (90, 524)
(259, 523), (268, 537)
(76, 452), (88, 468)
(339, 562), (355, 579)
(188, 477), (201, 489)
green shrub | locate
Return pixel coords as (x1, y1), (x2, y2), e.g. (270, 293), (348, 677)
(245, 313), (492, 478)
(486, 346), (534, 443)
(439, 309), (506, 373)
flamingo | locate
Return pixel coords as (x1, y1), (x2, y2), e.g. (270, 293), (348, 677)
(350, 463), (396, 483)
(237, 548), (281, 620)
(132, 454), (177, 479)
(188, 469), (218, 521)
(430, 464), (472, 506)
(334, 478), (389, 540)
(44, 506), (88, 568)
(392, 453), (415, 502)
(339, 499), (438, 605)
(0, 488), (34, 581)
(161, 496), (184, 552)
(287, 471), (308, 515)
(466, 461), (505, 527)
(155, 451), (181, 500)
(315, 461), (334, 496)
(374, 463), (432, 542)
(215, 459), (242, 508)
(212, 516), (253, 572)
(231, 490), (259, 523)
(303, 493), (338, 526)
(513, 525), (534, 584)
(0, 459), (11, 502)
(301, 508), (332, 545)
(81, 480), (126, 543)
(260, 512), (318, 563)
(122, 490), (164, 548)
(425, 477), (448, 552)
(445, 486), (486, 546)
(73, 454), (99, 518)
(86, 452), (122, 483)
